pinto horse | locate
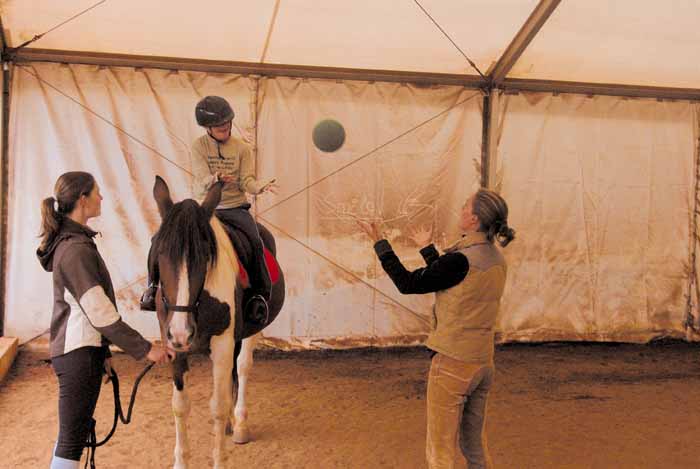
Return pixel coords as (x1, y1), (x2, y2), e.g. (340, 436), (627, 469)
(151, 176), (284, 469)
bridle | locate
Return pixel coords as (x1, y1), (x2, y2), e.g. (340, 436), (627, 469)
(160, 275), (206, 319)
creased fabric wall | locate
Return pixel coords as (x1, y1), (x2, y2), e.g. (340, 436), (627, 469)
(6, 63), (484, 348)
(496, 91), (696, 342)
(689, 103), (700, 336)
(6, 63), (698, 346)
(5, 62), (256, 342)
(256, 77), (483, 348)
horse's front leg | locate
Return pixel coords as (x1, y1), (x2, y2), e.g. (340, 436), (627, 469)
(210, 332), (234, 469)
(172, 354), (191, 469)
(233, 334), (258, 443)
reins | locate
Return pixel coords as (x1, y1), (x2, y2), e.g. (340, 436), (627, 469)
(83, 360), (155, 469)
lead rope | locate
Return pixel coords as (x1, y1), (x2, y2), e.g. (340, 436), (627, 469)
(83, 361), (155, 469)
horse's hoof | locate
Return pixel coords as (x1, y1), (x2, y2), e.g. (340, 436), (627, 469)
(233, 426), (251, 444)
(225, 421), (233, 436)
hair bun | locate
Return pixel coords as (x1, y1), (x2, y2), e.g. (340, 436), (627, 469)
(496, 223), (515, 247)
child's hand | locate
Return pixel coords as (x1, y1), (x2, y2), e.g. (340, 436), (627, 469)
(261, 179), (279, 195)
(215, 172), (235, 184)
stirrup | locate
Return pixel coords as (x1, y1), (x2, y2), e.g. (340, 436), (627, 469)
(245, 294), (269, 325)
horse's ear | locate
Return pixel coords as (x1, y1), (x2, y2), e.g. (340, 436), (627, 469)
(201, 180), (224, 219)
(153, 175), (174, 219)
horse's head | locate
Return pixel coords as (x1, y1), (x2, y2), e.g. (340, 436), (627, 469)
(152, 176), (224, 352)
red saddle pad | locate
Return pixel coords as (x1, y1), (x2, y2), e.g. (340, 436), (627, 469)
(236, 247), (280, 289)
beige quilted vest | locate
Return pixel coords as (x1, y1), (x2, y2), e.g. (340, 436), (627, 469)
(425, 232), (507, 364)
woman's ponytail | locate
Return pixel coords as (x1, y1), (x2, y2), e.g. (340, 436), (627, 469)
(38, 171), (95, 250)
(39, 197), (62, 250)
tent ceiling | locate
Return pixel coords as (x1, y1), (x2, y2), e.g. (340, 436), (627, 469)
(4, 0), (535, 74)
(1, 1), (699, 94)
(511, 1), (700, 88)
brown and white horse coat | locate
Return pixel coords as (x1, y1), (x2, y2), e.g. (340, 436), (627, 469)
(151, 176), (284, 469)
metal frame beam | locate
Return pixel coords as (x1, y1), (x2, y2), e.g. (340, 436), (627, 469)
(501, 78), (700, 101)
(0, 16), (9, 336)
(12, 48), (486, 88)
(480, 92), (501, 189)
(489, 0), (562, 85)
(480, 93), (492, 188)
(12, 48), (700, 102)
(260, 0), (281, 64)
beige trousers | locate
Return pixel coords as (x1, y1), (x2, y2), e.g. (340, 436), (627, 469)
(426, 353), (495, 469)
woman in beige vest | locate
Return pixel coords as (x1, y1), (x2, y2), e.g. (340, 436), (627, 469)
(358, 189), (515, 469)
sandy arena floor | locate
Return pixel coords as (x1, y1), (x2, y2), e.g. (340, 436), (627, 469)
(1, 341), (699, 468)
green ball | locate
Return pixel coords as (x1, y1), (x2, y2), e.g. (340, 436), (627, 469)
(312, 119), (346, 153)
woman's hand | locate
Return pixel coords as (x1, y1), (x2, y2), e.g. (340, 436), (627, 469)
(408, 225), (432, 247)
(147, 344), (175, 365)
(356, 219), (386, 243)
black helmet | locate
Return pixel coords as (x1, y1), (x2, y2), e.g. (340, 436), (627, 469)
(195, 96), (234, 127)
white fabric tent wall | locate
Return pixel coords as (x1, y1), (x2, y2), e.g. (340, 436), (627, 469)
(690, 106), (700, 335)
(3, 1), (700, 347)
(9, 61), (700, 347)
(256, 77), (482, 347)
(6, 63), (257, 343)
(496, 91), (697, 341)
(0, 57), (5, 337)
(5, 62), (483, 347)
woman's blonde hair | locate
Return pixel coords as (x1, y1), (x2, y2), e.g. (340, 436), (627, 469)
(472, 189), (515, 247)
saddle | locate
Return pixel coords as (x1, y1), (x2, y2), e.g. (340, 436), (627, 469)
(219, 222), (280, 290)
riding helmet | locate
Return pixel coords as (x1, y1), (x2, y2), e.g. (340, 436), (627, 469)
(195, 96), (235, 127)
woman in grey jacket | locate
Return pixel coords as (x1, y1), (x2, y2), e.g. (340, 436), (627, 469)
(37, 171), (172, 469)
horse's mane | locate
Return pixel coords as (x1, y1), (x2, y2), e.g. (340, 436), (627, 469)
(152, 199), (218, 273)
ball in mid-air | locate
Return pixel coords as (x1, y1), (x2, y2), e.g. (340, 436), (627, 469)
(312, 119), (346, 153)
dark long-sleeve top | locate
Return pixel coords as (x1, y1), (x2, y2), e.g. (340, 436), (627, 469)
(373, 240), (469, 294)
